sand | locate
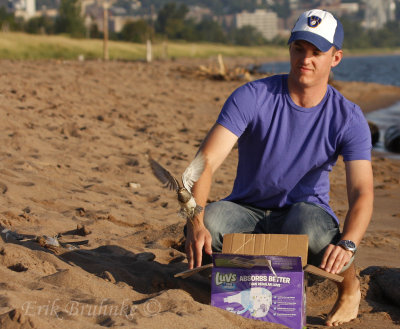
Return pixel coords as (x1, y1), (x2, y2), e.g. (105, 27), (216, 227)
(0, 58), (399, 329)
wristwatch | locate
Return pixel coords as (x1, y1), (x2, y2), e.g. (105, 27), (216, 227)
(337, 240), (357, 254)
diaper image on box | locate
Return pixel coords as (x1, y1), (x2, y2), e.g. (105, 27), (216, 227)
(224, 287), (272, 318)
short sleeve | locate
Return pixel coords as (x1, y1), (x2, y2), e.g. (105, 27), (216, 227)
(340, 105), (372, 161)
(217, 82), (258, 137)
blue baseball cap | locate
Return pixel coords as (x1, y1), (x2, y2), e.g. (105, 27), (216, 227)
(288, 9), (344, 52)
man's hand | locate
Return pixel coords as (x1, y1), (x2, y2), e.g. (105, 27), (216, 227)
(185, 223), (212, 269)
(320, 244), (354, 274)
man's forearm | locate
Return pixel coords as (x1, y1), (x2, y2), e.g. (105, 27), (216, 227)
(341, 192), (373, 246)
(341, 159), (374, 246)
(189, 162), (213, 227)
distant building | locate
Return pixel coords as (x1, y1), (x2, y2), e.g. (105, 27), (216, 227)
(289, 0), (300, 10)
(38, 7), (57, 18)
(186, 5), (212, 23)
(3, 0), (58, 21)
(81, 0), (152, 34)
(339, 2), (360, 15)
(12, 0), (36, 19)
(362, 0), (396, 29)
(320, 0), (341, 7)
(26, 0), (34, 16)
(130, 0), (141, 11)
(110, 15), (145, 33)
(315, 0), (360, 17)
(235, 9), (278, 40)
(215, 14), (233, 27)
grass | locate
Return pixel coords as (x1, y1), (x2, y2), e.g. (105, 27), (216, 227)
(1, 32), (399, 61)
(0, 32), (288, 61)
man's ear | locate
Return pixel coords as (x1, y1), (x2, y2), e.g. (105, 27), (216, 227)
(331, 49), (343, 68)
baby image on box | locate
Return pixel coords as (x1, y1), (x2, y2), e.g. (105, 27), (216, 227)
(224, 287), (273, 318)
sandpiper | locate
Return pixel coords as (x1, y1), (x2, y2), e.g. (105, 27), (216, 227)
(149, 153), (205, 220)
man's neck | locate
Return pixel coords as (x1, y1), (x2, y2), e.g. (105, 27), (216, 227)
(288, 75), (328, 108)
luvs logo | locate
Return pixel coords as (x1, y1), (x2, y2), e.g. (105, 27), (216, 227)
(215, 272), (237, 286)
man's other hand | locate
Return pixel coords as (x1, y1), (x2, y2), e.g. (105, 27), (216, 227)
(320, 244), (354, 274)
(185, 224), (212, 269)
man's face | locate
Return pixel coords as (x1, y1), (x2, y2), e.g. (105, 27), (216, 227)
(289, 40), (342, 88)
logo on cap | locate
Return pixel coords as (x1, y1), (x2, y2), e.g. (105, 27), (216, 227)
(307, 16), (322, 28)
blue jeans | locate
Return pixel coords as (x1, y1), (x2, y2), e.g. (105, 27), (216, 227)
(203, 201), (341, 267)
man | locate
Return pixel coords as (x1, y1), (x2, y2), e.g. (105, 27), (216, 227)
(185, 9), (373, 327)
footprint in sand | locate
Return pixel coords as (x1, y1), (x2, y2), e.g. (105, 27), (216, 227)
(0, 182), (7, 194)
(8, 263), (28, 272)
(16, 181), (35, 187)
(0, 309), (36, 328)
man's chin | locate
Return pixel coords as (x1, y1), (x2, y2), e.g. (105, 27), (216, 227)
(296, 76), (313, 87)
(289, 72), (315, 88)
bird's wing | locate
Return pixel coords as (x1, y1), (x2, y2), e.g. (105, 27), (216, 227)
(182, 153), (205, 192)
(149, 158), (180, 191)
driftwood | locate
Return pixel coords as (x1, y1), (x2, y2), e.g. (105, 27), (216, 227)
(177, 54), (255, 82)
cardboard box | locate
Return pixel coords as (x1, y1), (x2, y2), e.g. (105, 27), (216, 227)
(212, 234), (308, 329)
(175, 233), (343, 329)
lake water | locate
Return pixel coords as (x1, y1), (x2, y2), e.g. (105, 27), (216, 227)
(256, 54), (400, 86)
(255, 54), (400, 159)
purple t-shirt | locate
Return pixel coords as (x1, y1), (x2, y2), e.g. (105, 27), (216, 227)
(217, 74), (371, 222)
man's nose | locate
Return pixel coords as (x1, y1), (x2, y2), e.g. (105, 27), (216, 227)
(299, 50), (313, 63)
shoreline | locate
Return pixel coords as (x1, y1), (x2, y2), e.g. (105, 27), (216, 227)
(170, 56), (400, 113)
(330, 80), (400, 113)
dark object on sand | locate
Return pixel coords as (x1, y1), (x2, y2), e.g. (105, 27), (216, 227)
(384, 125), (400, 153)
(360, 266), (400, 308)
(368, 121), (380, 146)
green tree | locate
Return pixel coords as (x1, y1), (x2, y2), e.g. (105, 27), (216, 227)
(270, 0), (291, 19)
(0, 6), (23, 31)
(370, 21), (400, 48)
(177, 18), (199, 41)
(25, 16), (55, 34)
(230, 25), (266, 46)
(55, 0), (85, 38)
(340, 17), (370, 49)
(340, 15), (400, 49)
(89, 22), (101, 39)
(195, 18), (227, 43)
(396, 0), (400, 20)
(155, 2), (188, 38)
(120, 19), (153, 43)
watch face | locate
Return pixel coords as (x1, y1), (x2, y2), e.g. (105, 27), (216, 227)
(338, 240), (356, 252)
(344, 240), (356, 249)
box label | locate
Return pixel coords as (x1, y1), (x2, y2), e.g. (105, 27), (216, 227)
(211, 254), (305, 329)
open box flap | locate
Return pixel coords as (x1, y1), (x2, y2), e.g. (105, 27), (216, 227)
(213, 253), (303, 273)
(175, 263), (343, 282)
(174, 234), (343, 282)
(222, 233), (308, 267)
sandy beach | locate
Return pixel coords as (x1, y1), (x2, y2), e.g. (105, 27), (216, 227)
(0, 58), (399, 329)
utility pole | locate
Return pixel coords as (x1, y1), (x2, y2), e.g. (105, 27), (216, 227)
(103, 1), (109, 60)
(146, 4), (155, 63)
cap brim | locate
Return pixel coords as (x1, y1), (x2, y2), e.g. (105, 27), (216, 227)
(288, 31), (333, 52)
